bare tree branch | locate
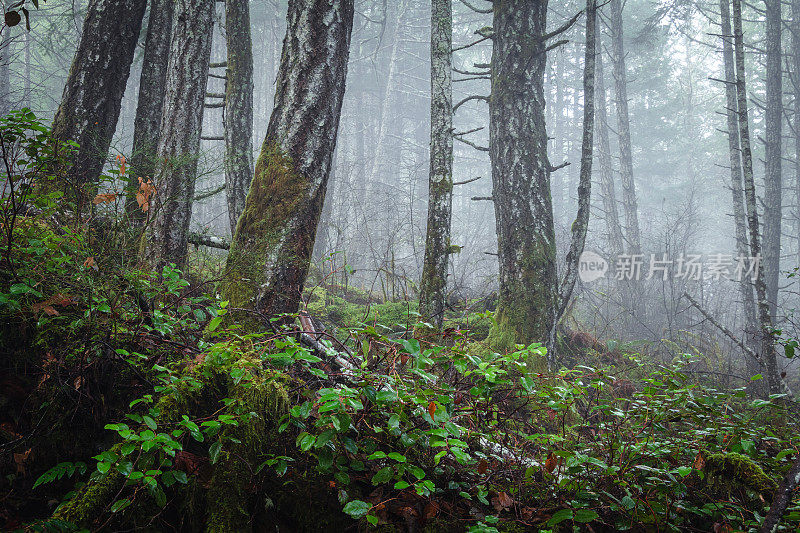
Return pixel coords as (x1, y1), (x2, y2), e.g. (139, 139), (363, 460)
(457, 0), (492, 14)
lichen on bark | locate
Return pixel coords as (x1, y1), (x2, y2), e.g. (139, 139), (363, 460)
(141, 0), (214, 271)
(219, 0), (355, 323)
(487, 1), (559, 357)
(419, 0), (454, 329)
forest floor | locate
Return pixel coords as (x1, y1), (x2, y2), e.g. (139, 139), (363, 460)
(1, 212), (799, 532)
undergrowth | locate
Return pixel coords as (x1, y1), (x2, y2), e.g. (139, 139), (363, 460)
(1, 111), (799, 532)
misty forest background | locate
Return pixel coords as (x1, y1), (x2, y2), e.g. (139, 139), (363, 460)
(6, 0), (800, 362)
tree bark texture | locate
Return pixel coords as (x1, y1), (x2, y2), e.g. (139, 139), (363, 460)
(142, 0), (214, 270)
(224, 0), (255, 233)
(595, 44), (624, 256)
(732, 0), (780, 395)
(559, 0), (596, 323)
(220, 0), (355, 320)
(487, 0), (558, 355)
(419, 0), (454, 329)
(763, 0), (782, 320)
(719, 0), (759, 380)
(50, 0), (147, 212)
(608, 0), (640, 254)
(795, 0), (800, 278)
(127, 0), (174, 226)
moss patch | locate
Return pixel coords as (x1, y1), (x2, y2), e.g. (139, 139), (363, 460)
(704, 452), (777, 496)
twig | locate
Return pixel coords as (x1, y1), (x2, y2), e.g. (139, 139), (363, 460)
(682, 291), (795, 401)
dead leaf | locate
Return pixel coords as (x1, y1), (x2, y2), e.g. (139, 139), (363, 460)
(136, 177), (155, 212)
(477, 459), (488, 475)
(428, 401), (437, 420)
(693, 451), (705, 470)
(544, 452), (558, 474)
(498, 491), (513, 509)
(423, 502), (439, 519)
(116, 154), (126, 176)
(31, 293), (74, 316)
(398, 506), (418, 519)
(83, 256), (98, 271)
(13, 448), (31, 475)
(74, 376), (84, 390)
(92, 192), (117, 205)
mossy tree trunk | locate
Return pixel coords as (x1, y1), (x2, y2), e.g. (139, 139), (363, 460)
(220, 0), (355, 320)
(50, 0), (147, 213)
(223, 0), (255, 234)
(419, 0), (453, 329)
(126, 0), (174, 226)
(141, 0), (214, 271)
(487, 0), (558, 355)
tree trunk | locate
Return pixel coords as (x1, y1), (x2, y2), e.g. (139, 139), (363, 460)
(559, 0), (596, 323)
(366, 0), (407, 189)
(487, 0), (558, 357)
(219, 0), (354, 321)
(608, 0), (640, 254)
(763, 0), (782, 320)
(224, 0), (255, 233)
(127, 0), (174, 226)
(142, 0), (214, 270)
(732, 0), (781, 395)
(0, 28), (10, 116)
(794, 0), (800, 281)
(719, 0), (759, 381)
(50, 0), (147, 213)
(419, 0), (453, 329)
(24, 28), (30, 108)
(595, 42), (624, 256)
(312, 152), (337, 262)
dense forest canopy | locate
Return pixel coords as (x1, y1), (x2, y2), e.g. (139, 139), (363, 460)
(1, 0), (800, 531)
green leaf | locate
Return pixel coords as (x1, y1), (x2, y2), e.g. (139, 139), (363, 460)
(573, 509), (599, 523)
(120, 442), (136, 456)
(142, 415), (157, 431)
(371, 466), (393, 485)
(547, 509), (573, 526)
(676, 466), (692, 477)
(387, 452), (406, 463)
(366, 514), (379, 526)
(207, 316), (223, 332)
(620, 495), (636, 510)
(342, 499), (371, 518)
(97, 462), (112, 474)
(298, 433), (316, 452)
(110, 498), (131, 513)
(209, 441), (222, 464)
